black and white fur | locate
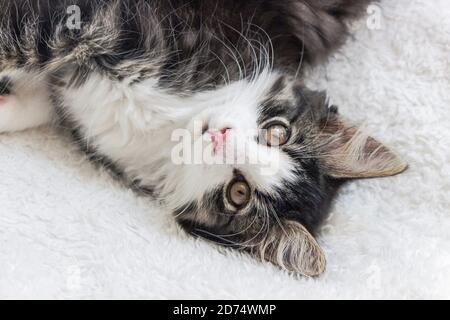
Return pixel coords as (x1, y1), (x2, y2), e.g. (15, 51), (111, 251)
(0, 0), (406, 276)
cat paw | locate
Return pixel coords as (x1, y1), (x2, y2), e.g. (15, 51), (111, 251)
(0, 94), (23, 133)
(0, 73), (52, 133)
(0, 96), (8, 107)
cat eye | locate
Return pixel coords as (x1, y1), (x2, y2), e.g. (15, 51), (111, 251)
(227, 180), (251, 209)
(262, 122), (291, 147)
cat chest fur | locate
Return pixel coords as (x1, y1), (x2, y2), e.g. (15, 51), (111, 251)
(57, 72), (191, 185)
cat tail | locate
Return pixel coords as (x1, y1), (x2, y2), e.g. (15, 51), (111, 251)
(270, 0), (379, 64)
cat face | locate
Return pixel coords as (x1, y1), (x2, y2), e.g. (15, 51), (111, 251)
(167, 72), (407, 276)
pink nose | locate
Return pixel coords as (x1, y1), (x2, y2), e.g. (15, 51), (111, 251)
(210, 128), (230, 143)
(209, 128), (231, 153)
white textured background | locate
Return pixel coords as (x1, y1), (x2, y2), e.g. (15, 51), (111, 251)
(1, 0), (449, 299)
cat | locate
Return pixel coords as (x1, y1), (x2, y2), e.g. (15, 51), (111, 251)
(0, 0), (407, 277)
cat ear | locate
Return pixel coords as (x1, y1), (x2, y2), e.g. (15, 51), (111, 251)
(319, 115), (408, 179)
(251, 220), (326, 277)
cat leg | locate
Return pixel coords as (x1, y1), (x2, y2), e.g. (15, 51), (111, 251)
(0, 70), (52, 133)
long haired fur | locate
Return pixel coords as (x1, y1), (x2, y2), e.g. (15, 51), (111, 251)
(0, 0), (405, 277)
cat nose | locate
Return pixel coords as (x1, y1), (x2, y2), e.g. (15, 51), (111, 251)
(209, 128), (231, 154)
(219, 127), (230, 135)
(209, 127), (231, 143)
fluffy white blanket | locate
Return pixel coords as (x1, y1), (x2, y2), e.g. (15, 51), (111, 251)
(1, 0), (449, 299)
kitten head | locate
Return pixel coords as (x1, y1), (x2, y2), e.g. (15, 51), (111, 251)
(166, 72), (407, 277)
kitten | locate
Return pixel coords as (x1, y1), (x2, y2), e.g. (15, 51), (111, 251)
(0, 0), (407, 276)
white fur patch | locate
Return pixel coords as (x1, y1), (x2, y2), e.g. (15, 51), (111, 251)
(59, 69), (297, 209)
